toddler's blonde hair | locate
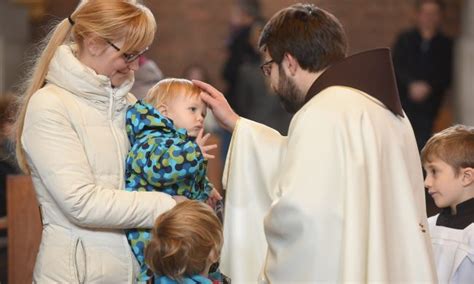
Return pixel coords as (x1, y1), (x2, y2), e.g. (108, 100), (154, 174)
(143, 78), (201, 108)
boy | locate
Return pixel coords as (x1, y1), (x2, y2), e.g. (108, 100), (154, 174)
(422, 124), (474, 283)
(145, 200), (229, 283)
(125, 78), (221, 282)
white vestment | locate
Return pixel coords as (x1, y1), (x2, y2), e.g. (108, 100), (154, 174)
(428, 216), (474, 284)
(220, 86), (437, 283)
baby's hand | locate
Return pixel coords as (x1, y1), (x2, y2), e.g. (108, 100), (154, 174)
(206, 188), (222, 209)
(195, 129), (217, 160)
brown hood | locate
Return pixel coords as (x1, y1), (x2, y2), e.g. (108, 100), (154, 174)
(305, 48), (404, 117)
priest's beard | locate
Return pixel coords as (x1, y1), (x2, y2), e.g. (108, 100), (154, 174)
(274, 68), (305, 114)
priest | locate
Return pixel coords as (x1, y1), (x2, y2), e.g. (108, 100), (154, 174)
(195, 3), (437, 283)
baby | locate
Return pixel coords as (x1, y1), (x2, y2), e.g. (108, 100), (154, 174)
(125, 78), (221, 281)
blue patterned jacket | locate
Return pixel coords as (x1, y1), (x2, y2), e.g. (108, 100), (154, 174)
(125, 101), (212, 281)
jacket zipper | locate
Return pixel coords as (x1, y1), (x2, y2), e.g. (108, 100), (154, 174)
(108, 87), (134, 282)
(108, 88), (125, 190)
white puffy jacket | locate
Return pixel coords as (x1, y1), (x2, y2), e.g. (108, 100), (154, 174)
(21, 45), (175, 283)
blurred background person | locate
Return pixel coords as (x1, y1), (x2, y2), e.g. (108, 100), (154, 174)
(220, 0), (264, 160)
(392, 0), (453, 151)
(393, 0), (454, 217)
(0, 93), (20, 283)
(0, 94), (19, 219)
(220, 0), (292, 162)
(183, 64), (211, 85)
(130, 56), (164, 100)
(233, 20), (292, 135)
(222, 0), (263, 111)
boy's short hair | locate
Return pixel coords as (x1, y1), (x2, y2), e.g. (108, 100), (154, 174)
(421, 124), (474, 175)
(145, 200), (223, 280)
(143, 78), (201, 108)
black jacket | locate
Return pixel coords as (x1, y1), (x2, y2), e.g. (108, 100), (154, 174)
(392, 28), (453, 118)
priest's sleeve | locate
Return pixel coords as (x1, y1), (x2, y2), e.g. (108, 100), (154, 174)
(219, 118), (288, 282)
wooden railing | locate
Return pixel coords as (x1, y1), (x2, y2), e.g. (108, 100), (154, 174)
(7, 175), (42, 284)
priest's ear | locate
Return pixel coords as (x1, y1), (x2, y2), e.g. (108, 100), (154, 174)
(461, 167), (474, 187)
(282, 52), (300, 76)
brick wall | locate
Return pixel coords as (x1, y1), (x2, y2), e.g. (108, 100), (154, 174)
(35, 0), (462, 90)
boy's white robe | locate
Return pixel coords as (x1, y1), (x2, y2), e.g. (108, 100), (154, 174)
(220, 86), (437, 283)
(428, 216), (474, 283)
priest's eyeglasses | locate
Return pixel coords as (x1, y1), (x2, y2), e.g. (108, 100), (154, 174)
(260, 59), (275, 77)
(106, 40), (149, 63)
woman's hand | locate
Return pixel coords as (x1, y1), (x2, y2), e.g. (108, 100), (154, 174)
(193, 80), (240, 132)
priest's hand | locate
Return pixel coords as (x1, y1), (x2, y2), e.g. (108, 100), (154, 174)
(193, 80), (240, 132)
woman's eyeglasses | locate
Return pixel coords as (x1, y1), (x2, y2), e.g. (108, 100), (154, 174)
(106, 40), (149, 63)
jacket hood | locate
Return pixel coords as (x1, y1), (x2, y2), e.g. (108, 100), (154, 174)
(46, 44), (134, 113)
(126, 101), (187, 145)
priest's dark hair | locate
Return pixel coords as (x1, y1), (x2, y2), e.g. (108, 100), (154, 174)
(258, 3), (347, 73)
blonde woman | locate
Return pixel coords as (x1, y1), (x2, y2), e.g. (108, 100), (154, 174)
(14, 1), (182, 282)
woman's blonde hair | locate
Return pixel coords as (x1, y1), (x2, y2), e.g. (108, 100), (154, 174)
(14, 0), (156, 173)
(145, 200), (223, 280)
(421, 124), (474, 176)
(143, 78), (201, 109)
